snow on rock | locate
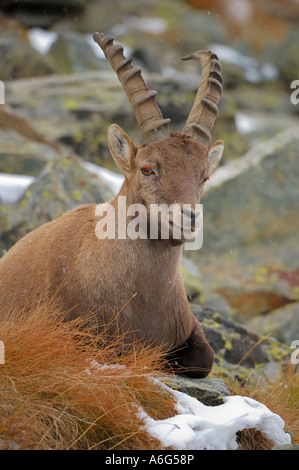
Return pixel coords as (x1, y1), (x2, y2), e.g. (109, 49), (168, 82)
(82, 161), (124, 195)
(28, 28), (58, 55)
(139, 382), (291, 450)
(0, 173), (34, 204)
(0, 162), (123, 205)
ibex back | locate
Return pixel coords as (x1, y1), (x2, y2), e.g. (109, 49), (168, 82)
(0, 33), (224, 378)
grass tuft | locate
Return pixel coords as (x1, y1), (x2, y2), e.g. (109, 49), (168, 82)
(0, 300), (177, 450)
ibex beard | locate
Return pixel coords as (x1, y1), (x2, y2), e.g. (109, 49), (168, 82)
(0, 33), (225, 378)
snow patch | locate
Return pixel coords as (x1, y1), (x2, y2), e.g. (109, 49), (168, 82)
(28, 28), (58, 54)
(0, 162), (123, 205)
(139, 381), (291, 450)
(209, 43), (278, 83)
(235, 112), (258, 134)
(125, 15), (167, 35)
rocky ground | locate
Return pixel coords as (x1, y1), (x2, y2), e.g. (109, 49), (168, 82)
(0, 0), (298, 409)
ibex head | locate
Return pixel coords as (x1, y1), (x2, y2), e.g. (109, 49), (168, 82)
(93, 33), (224, 243)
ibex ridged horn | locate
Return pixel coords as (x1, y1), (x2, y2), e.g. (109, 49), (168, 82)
(181, 51), (223, 146)
(93, 32), (171, 144)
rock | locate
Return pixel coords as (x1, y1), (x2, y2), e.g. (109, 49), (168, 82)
(229, 82), (295, 116)
(0, 133), (53, 176)
(47, 31), (102, 74)
(1, 67), (246, 170)
(0, 0), (85, 29)
(3, 71), (137, 167)
(246, 301), (299, 345)
(0, 103), (59, 153)
(200, 129), (299, 254)
(1, 155), (114, 249)
(0, 439), (19, 450)
(160, 375), (230, 406)
(215, 284), (293, 319)
(262, 25), (299, 87)
(181, 256), (202, 302)
(212, 113), (251, 165)
(128, 46), (162, 74)
(199, 293), (232, 319)
(183, 129), (299, 317)
(115, 7), (227, 72)
(0, 30), (54, 80)
(191, 304), (291, 385)
(2, 52), (293, 178)
(182, 129), (299, 332)
(0, 205), (11, 255)
(56, 0), (123, 34)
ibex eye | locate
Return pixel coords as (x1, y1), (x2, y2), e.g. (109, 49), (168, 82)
(201, 176), (209, 184)
(141, 166), (154, 176)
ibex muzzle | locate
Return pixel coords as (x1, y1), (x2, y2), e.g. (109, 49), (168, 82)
(0, 33), (224, 378)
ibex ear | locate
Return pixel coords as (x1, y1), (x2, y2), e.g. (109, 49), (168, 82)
(207, 140), (224, 175)
(107, 124), (137, 177)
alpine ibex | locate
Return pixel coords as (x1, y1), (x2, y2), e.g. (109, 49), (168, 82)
(0, 33), (224, 377)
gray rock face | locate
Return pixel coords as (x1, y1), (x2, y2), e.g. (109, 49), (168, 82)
(191, 305), (291, 384)
(160, 375), (230, 406)
(201, 130), (299, 254)
(47, 31), (103, 74)
(1, 155), (114, 249)
(246, 301), (299, 345)
(0, 31), (54, 80)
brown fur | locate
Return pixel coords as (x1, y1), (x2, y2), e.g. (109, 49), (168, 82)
(0, 129), (223, 378)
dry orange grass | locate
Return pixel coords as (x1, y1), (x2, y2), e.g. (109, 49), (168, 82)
(0, 301), (177, 450)
(1, 300), (297, 450)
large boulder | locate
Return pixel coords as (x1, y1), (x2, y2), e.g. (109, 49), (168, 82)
(262, 25), (299, 87)
(0, 30), (54, 80)
(47, 31), (103, 74)
(201, 129), (299, 255)
(0, 0), (85, 29)
(191, 304), (291, 385)
(246, 301), (299, 345)
(183, 129), (299, 326)
(1, 155), (114, 251)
